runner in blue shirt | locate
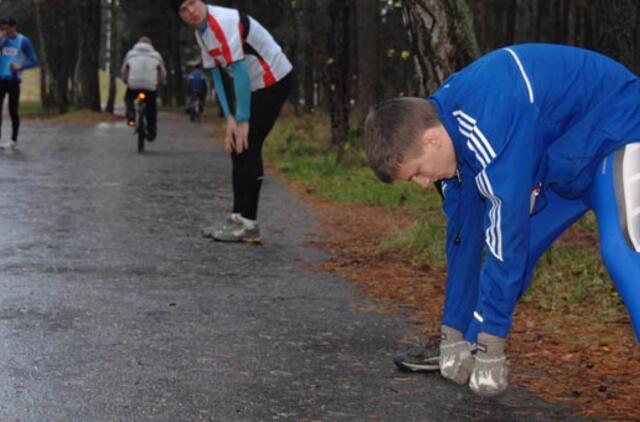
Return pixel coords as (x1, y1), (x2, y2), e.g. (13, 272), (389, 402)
(365, 44), (640, 397)
(0, 16), (37, 150)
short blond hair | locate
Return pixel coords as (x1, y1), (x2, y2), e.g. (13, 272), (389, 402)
(364, 97), (441, 183)
(138, 36), (152, 45)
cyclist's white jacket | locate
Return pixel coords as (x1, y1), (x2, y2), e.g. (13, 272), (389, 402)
(121, 42), (167, 91)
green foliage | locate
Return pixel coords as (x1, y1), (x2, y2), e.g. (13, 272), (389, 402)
(381, 213), (446, 267)
(20, 100), (43, 117)
(265, 114), (439, 209)
(522, 214), (624, 323)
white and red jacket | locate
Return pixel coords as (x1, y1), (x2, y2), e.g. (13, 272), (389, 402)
(195, 5), (292, 91)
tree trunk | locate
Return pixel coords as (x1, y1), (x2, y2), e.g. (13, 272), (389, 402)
(403, 0), (479, 96)
(106, 0), (119, 114)
(355, 0), (379, 119)
(595, 0), (637, 70)
(35, 0), (69, 113)
(302, 0), (317, 112)
(325, 0), (351, 160)
(77, 0), (102, 111)
(287, 0), (301, 114)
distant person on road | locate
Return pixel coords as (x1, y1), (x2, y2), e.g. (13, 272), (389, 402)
(173, 0), (294, 244)
(0, 16), (38, 150)
(121, 36), (166, 142)
(365, 44), (640, 397)
(186, 63), (208, 115)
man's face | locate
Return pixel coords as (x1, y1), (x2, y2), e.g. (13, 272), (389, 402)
(3, 24), (16, 36)
(179, 0), (208, 28)
(394, 126), (457, 189)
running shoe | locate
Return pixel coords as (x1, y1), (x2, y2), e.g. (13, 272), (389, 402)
(202, 214), (241, 239)
(213, 223), (262, 244)
(394, 345), (441, 372)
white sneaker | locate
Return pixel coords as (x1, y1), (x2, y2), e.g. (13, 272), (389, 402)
(0, 140), (17, 150)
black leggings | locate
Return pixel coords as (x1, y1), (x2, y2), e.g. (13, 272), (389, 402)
(231, 72), (293, 220)
(0, 80), (20, 142)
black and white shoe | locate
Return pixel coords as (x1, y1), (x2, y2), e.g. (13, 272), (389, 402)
(393, 346), (440, 373)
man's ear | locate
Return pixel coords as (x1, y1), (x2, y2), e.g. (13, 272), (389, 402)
(420, 127), (440, 149)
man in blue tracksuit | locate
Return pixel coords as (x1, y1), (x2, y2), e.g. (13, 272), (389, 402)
(364, 44), (640, 397)
(0, 16), (37, 150)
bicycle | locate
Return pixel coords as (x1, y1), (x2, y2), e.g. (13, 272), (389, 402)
(188, 91), (203, 122)
(133, 91), (148, 153)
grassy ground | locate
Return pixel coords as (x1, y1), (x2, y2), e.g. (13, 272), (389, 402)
(265, 112), (440, 209)
(265, 110), (624, 329)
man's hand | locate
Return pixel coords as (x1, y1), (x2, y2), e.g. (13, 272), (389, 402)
(233, 122), (249, 154)
(10, 63), (20, 73)
(224, 116), (237, 153)
(224, 117), (250, 154)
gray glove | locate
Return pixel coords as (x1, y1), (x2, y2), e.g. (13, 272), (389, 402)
(469, 332), (508, 397)
(439, 325), (474, 385)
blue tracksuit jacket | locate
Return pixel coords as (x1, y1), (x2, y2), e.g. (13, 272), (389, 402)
(0, 33), (37, 82)
(430, 44), (640, 339)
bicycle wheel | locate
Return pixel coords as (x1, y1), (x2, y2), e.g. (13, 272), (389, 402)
(137, 113), (145, 153)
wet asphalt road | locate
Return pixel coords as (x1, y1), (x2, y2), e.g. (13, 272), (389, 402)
(0, 113), (585, 421)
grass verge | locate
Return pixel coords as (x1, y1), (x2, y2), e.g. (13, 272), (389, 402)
(265, 112), (441, 209)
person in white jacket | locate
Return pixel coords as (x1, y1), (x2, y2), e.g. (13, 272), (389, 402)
(121, 36), (166, 141)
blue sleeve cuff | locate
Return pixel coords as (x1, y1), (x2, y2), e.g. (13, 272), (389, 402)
(229, 60), (252, 123)
(212, 68), (231, 118)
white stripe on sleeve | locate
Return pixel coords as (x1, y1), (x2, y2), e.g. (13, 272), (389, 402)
(504, 48), (535, 104)
(475, 170), (504, 261)
(454, 110), (497, 170)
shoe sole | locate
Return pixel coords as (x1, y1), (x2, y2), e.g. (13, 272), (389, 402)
(213, 236), (263, 244)
(393, 356), (440, 373)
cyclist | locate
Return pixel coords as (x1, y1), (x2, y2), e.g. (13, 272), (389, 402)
(186, 63), (208, 117)
(0, 16), (38, 150)
(121, 36), (166, 142)
(174, 0), (294, 243)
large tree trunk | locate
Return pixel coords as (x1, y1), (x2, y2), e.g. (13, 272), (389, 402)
(594, 0), (637, 70)
(35, 0), (72, 113)
(302, 0), (317, 112)
(284, 0), (301, 114)
(325, 0), (351, 160)
(105, 0), (119, 114)
(403, 0), (480, 96)
(77, 0), (102, 111)
(168, 17), (185, 108)
(355, 0), (379, 119)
